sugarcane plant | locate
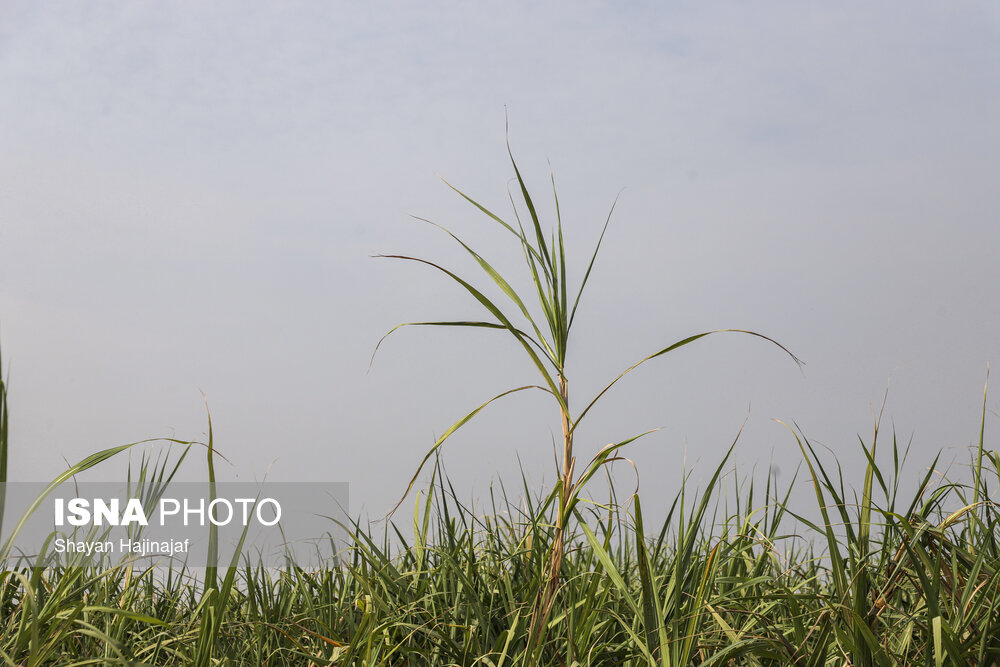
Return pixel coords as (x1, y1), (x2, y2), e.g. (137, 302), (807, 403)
(374, 133), (802, 660)
(0, 342), (8, 540)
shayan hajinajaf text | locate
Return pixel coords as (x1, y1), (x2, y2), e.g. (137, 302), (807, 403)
(53, 537), (191, 557)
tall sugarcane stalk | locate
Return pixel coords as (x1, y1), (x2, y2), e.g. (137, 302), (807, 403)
(376, 131), (801, 661)
(0, 343), (8, 540)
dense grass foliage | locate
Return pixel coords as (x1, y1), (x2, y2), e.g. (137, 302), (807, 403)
(0, 412), (998, 665)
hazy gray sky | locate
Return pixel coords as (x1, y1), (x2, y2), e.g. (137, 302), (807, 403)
(2, 2), (998, 517)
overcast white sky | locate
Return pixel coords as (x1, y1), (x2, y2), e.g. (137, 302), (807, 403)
(1, 2), (998, 517)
